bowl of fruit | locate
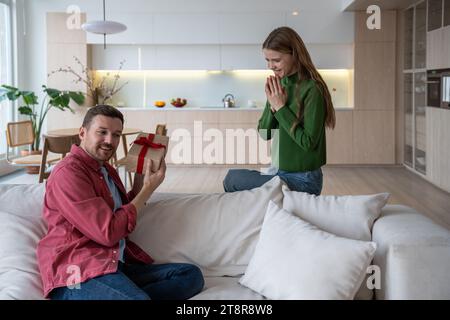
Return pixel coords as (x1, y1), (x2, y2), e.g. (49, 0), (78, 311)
(170, 98), (187, 107)
(154, 101), (166, 108)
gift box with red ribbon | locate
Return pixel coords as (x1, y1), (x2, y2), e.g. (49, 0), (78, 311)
(125, 132), (169, 173)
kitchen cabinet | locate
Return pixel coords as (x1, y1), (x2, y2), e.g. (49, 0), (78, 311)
(404, 73), (413, 166)
(445, 0), (450, 26)
(352, 110), (395, 164)
(415, 1), (427, 69)
(427, 25), (450, 70)
(354, 42), (395, 110)
(326, 110), (353, 164)
(403, 3), (428, 175)
(428, 0), (443, 32)
(288, 11), (354, 44)
(426, 107), (450, 193)
(153, 14), (220, 44)
(219, 13), (285, 44)
(404, 7), (414, 70)
(426, 28), (443, 69)
(220, 45), (265, 70)
(86, 13), (153, 44)
(414, 72), (427, 174)
(90, 45), (140, 70)
(152, 45), (221, 70)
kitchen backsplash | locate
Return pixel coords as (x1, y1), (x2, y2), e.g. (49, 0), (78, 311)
(97, 69), (353, 109)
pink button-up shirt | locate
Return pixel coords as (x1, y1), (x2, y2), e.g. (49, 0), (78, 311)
(37, 145), (153, 298)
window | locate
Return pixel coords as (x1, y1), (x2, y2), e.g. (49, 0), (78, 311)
(0, 0), (13, 159)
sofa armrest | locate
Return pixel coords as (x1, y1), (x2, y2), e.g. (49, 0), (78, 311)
(372, 205), (450, 300)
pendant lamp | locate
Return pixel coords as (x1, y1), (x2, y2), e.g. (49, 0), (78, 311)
(81, 0), (127, 49)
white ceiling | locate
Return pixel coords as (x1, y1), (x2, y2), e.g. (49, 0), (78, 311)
(344, 0), (419, 11)
(36, 0), (350, 13)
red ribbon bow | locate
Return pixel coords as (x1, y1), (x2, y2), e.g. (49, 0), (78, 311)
(133, 134), (166, 174)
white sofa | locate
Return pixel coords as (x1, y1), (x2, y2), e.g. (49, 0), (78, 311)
(0, 180), (449, 300)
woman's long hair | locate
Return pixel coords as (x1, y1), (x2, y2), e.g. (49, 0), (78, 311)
(263, 27), (336, 131)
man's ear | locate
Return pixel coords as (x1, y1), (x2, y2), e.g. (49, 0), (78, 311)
(79, 126), (86, 141)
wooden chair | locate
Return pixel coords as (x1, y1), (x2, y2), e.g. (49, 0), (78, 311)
(5, 121), (60, 173)
(38, 134), (80, 183)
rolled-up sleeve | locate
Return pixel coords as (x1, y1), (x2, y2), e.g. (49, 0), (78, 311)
(46, 164), (137, 247)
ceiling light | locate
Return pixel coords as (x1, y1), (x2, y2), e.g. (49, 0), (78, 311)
(292, 11), (299, 16)
(81, 0), (127, 49)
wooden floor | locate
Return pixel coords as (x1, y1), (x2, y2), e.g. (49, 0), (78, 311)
(2, 164), (449, 230)
(157, 165), (450, 230)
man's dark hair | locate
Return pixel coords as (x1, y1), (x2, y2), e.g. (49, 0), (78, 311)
(82, 104), (124, 129)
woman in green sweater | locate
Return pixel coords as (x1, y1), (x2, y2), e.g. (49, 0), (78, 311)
(223, 27), (335, 195)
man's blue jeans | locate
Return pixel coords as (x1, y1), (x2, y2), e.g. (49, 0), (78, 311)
(49, 262), (204, 300)
(223, 167), (323, 195)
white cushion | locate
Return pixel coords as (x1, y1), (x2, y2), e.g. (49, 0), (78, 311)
(239, 201), (377, 300)
(282, 186), (389, 299)
(0, 184), (46, 299)
(0, 210), (46, 299)
(282, 185), (389, 241)
(373, 205), (450, 300)
(0, 184), (45, 218)
(130, 176), (283, 277)
(190, 277), (265, 300)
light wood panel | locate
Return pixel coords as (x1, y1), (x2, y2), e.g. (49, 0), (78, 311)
(427, 26), (450, 70)
(426, 107), (450, 193)
(326, 110), (353, 164)
(153, 165), (450, 230)
(427, 28), (443, 69)
(354, 42), (396, 110)
(355, 10), (397, 42)
(121, 110), (167, 133)
(353, 110), (395, 164)
(46, 12), (86, 44)
(46, 12), (90, 132)
(218, 110), (262, 123)
(47, 43), (88, 92)
(443, 26), (450, 69)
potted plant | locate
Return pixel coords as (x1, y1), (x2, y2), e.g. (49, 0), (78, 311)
(48, 56), (128, 105)
(0, 84), (85, 163)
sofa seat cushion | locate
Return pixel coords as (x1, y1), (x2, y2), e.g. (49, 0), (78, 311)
(191, 277), (265, 300)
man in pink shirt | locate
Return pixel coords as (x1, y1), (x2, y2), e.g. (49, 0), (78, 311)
(37, 105), (204, 300)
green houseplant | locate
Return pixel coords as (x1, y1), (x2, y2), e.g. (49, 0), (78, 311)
(0, 84), (85, 151)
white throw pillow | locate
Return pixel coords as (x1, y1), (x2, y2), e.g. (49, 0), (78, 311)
(282, 186), (389, 299)
(0, 184), (47, 300)
(239, 201), (377, 300)
(0, 211), (46, 299)
(282, 185), (389, 241)
(0, 184), (45, 218)
(130, 176), (284, 277)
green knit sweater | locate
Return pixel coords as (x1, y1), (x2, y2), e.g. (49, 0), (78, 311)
(258, 73), (327, 172)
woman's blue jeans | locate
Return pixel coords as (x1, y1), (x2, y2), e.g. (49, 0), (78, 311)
(223, 167), (323, 195)
(49, 262), (204, 300)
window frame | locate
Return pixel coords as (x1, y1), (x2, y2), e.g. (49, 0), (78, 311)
(0, 0), (17, 175)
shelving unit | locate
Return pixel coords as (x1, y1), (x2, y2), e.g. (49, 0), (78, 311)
(403, 1), (427, 175)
